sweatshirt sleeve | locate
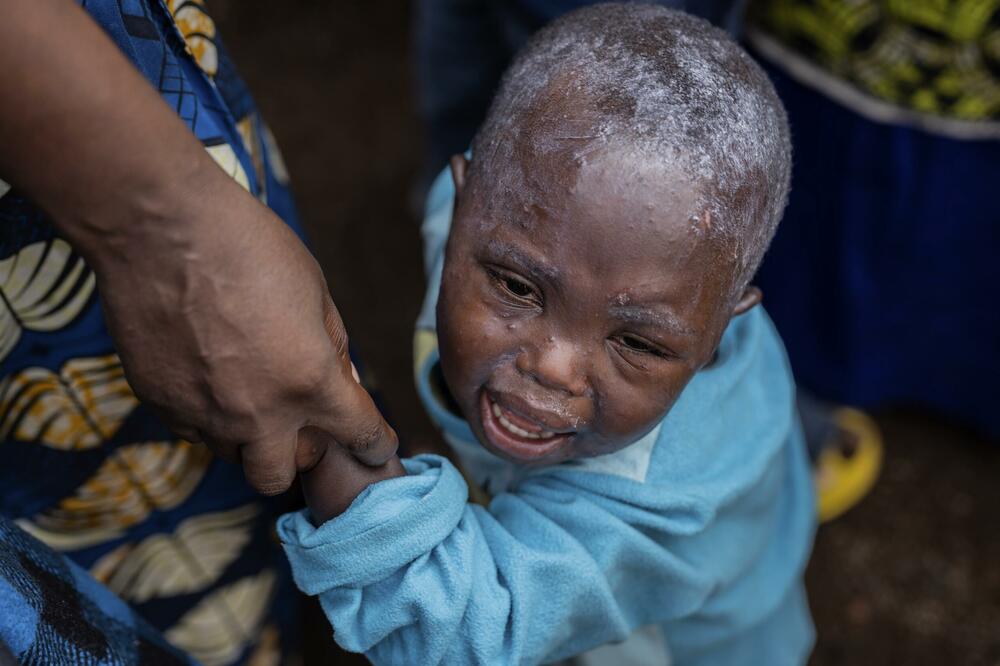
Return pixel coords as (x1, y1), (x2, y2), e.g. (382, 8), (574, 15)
(277, 453), (737, 665)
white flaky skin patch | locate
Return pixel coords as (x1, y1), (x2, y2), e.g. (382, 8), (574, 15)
(471, 3), (791, 290)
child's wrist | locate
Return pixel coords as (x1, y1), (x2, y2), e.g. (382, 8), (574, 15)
(301, 439), (405, 525)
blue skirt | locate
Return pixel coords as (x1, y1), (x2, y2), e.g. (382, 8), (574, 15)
(755, 60), (1000, 438)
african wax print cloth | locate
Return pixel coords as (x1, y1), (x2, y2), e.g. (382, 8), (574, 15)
(0, 1), (300, 663)
(746, 0), (1000, 138)
(745, 1), (1000, 436)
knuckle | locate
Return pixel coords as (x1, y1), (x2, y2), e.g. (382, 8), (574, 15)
(244, 461), (294, 495)
(222, 419), (267, 446)
(296, 362), (332, 398)
(348, 421), (383, 452)
(250, 475), (293, 496)
(346, 420), (397, 460)
(215, 400), (259, 432)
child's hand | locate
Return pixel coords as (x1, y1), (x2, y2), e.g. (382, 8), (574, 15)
(299, 426), (406, 524)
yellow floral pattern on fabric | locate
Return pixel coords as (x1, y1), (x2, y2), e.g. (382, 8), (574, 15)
(0, 355), (137, 451)
(89, 503), (258, 603)
(205, 142), (252, 192)
(164, 0), (278, 203)
(236, 116), (267, 201)
(165, 0), (272, 203)
(749, 0), (1000, 120)
(166, 570), (277, 666)
(18, 439), (213, 550)
(166, 0), (219, 77)
(0, 239), (96, 362)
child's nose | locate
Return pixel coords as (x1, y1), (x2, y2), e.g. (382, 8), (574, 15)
(515, 337), (590, 397)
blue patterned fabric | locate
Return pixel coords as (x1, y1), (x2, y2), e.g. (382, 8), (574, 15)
(0, 516), (196, 665)
(0, 1), (301, 663)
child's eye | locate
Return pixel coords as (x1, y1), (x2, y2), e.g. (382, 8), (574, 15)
(488, 268), (541, 306)
(613, 334), (668, 358)
(504, 277), (533, 298)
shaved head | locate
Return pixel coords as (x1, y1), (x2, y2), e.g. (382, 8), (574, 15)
(466, 3), (792, 291)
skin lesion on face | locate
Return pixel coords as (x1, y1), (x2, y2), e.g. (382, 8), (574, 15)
(435, 147), (761, 467)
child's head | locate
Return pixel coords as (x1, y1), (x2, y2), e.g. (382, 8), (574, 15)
(436, 3), (791, 465)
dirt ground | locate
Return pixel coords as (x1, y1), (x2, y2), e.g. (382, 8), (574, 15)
(213, 2), (1000, 664)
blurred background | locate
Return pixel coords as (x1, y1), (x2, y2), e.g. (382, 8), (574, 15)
(207, 1), (999, 664)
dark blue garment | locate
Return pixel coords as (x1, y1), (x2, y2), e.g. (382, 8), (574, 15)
(0, 516), (197, 665)
(755, 61), (1000, 437)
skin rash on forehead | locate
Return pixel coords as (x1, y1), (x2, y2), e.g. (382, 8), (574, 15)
(477, 143), (727, 307)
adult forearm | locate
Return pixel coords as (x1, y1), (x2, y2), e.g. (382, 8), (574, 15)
(0, 0), (225, 266)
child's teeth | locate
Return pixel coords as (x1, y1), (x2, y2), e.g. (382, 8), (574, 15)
(491, 399), (547, 439)
(499, 412), (539, 438)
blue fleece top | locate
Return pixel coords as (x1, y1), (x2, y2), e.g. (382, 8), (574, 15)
(277, 169), (816, 665)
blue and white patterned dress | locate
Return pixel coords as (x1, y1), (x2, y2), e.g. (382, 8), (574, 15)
(0, 1), (304, 663)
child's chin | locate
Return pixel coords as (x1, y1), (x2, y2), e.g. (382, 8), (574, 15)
(479, 436), (572, 466)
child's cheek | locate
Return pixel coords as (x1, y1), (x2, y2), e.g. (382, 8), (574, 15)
(439, 276), (513, 390)
(453, 295), (517, 377)
(597, 376), (687, 445)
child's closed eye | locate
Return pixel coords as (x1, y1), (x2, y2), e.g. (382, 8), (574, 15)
(611, 334), (673, 360)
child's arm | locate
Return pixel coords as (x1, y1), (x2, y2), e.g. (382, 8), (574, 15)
(279, 446), (810, 665)
(298, 428), (406, 523)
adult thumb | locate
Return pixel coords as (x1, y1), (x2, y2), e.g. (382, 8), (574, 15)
(315, 371), (399, 466)
(316, 295), (399, 466)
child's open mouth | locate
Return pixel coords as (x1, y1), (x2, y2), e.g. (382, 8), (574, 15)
(479, 391), (573, 462)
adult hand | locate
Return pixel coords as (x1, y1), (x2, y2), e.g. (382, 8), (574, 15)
(0, 0), (397, 495)
(94, 160), (398, 494)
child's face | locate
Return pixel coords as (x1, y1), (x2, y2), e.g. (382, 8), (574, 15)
(437, 149), (756, 466)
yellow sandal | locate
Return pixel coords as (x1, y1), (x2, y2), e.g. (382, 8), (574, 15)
(815, 407), (884, 523)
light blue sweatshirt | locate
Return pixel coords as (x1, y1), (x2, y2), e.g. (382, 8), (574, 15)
(278, 169), (816, 665)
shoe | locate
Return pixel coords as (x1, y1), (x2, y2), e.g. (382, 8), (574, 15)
(815, 407), (883, 523)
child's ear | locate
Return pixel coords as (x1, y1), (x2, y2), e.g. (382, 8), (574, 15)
(732, 286), (762, 316)
(450, 154), (469, 194)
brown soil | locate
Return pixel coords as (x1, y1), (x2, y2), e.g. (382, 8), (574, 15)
(213, 2), (1000, 663)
